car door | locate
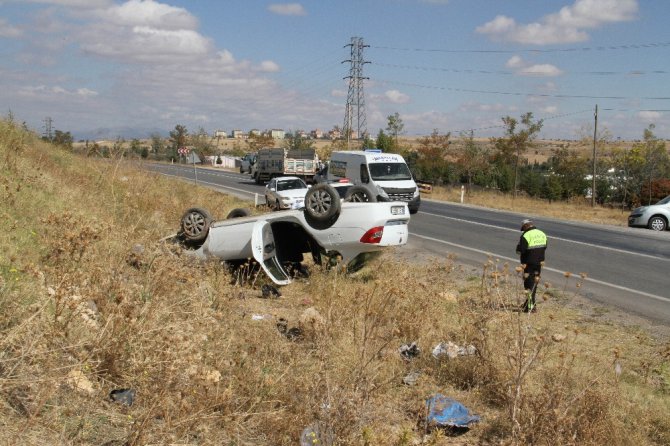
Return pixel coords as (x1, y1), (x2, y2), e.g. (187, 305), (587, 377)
(251, 220), (291, 285)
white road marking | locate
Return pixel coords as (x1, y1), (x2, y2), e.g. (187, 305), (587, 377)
(420, 210), (668, 262)
(411, 232), (670, 303)
(156, 172), (259, 197)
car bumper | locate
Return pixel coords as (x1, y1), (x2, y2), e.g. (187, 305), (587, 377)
(379, 221), (409, 246)
(282, 200), (305, 210)
(627, 214), (644, 227)
(408, 196), (420, 214)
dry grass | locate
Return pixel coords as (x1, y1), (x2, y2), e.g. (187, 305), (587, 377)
(2, 120), (669, 445)
(427, 186), (630, 227)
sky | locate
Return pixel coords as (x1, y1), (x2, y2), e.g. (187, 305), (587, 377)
(1, 0), (669, 141)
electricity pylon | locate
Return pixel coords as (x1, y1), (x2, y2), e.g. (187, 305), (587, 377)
(342, 37), (369, 144)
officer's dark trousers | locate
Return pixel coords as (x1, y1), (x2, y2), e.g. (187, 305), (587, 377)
(523, 263), (542, 306)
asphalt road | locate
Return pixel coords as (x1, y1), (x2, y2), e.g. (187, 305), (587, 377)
(144, 162), (670, 324)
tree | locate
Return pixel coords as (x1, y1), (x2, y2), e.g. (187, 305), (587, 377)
(386, 112), (405, 147)
(190, 127), (214, 156)
(169, 124), (188, 162)
(52, 130), (73, 150)
(547, 147), (589, 199)
(491, 112), (543, 198)
(283, 133), (315, 151)
(361, 134), (376, 149)
(414, 130), (452, 183)
(455, 131), (490, 191)
(611, 125), (670, 206)
(375, 129), (393, 152)
(247, 133), (275, 152)
(638, 124), (669, 205)
(541, 174), (563, 202)
(129, 138), (142, 155)
(169, 125), (188, 150)
(150, 133), (165, 156)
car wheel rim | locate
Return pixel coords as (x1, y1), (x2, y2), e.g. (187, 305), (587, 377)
(308, 190), (332, 215)
(183, 212), (206, 237)
(651, 219), (665, 231)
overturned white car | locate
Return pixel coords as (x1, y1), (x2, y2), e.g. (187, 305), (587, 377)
(175, 183), (410, 285)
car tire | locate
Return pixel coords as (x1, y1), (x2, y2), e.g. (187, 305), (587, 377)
(648, 216), (667, 231)
(180, 207), (212, 242)
(226, 208), (251, 219)
(304, 183), (341, 228)
(344, 185), (377, 202)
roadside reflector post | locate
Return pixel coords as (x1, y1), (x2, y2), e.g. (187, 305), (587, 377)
(460, 185), (465, 204)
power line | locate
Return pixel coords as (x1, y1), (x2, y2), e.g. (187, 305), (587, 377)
(370, 41), (670, 54)
(375, 79), (670, 101)
(444, 109), (593, 135)
(373, 62), (668, 77)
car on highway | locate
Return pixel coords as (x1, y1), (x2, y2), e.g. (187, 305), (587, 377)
(628, 195), (670, 231)
(264, 176), (310, 210)
(173, 183), (411, 285)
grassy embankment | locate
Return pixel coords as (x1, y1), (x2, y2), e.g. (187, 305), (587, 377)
(1, 119), (669, 445)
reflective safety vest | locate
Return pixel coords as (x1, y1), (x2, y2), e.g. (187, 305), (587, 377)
(523, 228), (547, 249)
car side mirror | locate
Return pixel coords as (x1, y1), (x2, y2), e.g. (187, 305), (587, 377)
(270, 187), (276, 192)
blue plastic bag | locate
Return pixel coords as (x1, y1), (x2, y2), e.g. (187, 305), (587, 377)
(426, 394), (480, 428)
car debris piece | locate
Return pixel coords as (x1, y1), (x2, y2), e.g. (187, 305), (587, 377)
(276, 318), (303, 341)
(261, 284), (282, 298)
(426, 394), (480, 430)
(399, 342), (420, 360)
(300, 422), (334, 446)
(402, 371), (421, 386)
(431, 342), (477, 359)
(167, 183), (411, 286)
(109, 388), (136, 406)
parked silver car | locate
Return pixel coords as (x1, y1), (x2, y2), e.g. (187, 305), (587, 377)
(264, 176), (310, 210)
(628, 195), (670, 231)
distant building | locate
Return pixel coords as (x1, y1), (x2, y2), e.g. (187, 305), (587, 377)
(232, 129), (245, 139)
(214, 130), (227, 139)
(311, 129), (323, 139)
(249, 128), (260, 137)
(270, 129), (285, 139)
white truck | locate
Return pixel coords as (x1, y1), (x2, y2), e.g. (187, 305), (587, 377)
(251, 147), (319, 184)
(320, 150), (420, 214)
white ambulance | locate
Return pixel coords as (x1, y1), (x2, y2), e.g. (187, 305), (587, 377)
(323, 150), (420, 214)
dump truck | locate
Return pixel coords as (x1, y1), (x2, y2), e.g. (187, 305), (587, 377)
(251, 147), (319, 184)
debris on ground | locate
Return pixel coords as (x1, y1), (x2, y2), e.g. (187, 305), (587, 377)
(402, 371), (421, 386)
(109, 388), (136, 406)
(66, 370), (95, 395)
(426, 394), (480, 430)
(261, 284), (282, 298)
(300, 422), (334, 446)
(431, 341), (477, 359)
(277, 317), (304, 341)
(399, 342), (420, 361)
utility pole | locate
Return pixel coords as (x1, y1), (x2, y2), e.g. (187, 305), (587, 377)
(342, 37), (369, 149)
(592, 104), (598, 207)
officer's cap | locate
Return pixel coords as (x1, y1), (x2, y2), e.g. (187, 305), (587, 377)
(520, 219), (534, 230)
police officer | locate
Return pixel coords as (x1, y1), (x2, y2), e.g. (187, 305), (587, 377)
(516, 219), (547, 313)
